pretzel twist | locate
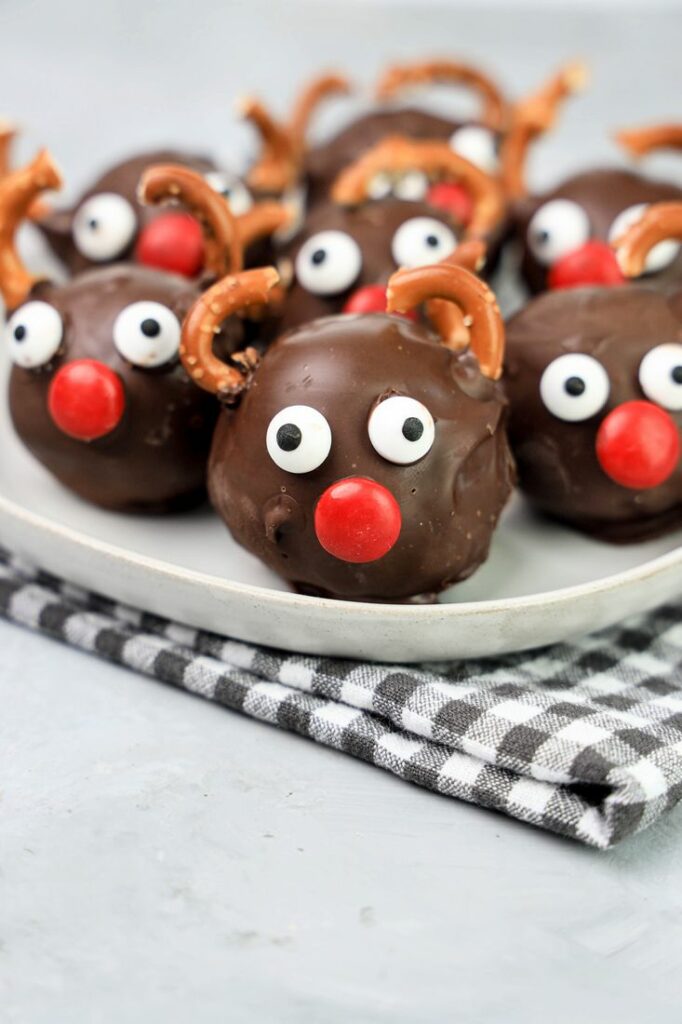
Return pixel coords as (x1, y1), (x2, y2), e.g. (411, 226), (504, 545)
(330, 136), (505, 235)
(425, 240), (487, 350)
(241, 73), (351, 195)
(499, 61), (589, 199)
(180, 267), (280, 396)
(386, 260), (504, 379)
(375, 59), (509, 132)
(616, 124), (682, 159)
(614, 201), (682, 277)
(0, 148), (62, 310)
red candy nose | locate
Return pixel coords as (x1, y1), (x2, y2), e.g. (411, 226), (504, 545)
(135, 212), (205, 278)
(314, 477), (402, 563)
(596, 400), (680, 490)
(343, 285), (417, 321)
(548, 240), (626, 290)
(426, 182), (474, 226)
(48, 359), (125, 442)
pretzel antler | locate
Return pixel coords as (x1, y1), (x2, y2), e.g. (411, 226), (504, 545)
(499, 60), (589, 199)
(614, 201), (682, 277)
(0, 148), (62, 310)
(180, 266), (280, 397)
(616, 123), (682, 159)
(387, 260), (504, 379)
(241, 73), (351, 195)
(425, 240), (487, 350)
(236, 201), (293, 250)
(375, 59), (509, 132)
(331, 136), (505, 236)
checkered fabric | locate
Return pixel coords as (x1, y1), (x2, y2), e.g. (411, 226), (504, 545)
(1, 547), (681, 849)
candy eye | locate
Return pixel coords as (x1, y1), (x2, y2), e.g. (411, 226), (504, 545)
(391, 216), (457, 269)
(72, 193), (137, 261)
(266, 405), (332, 474)
(540, 353), (610, 422)
(205, 171), (253, 216)
(295, 231), (362, 296)
(368, 395), (435, 464)
(449, 125), (499, 174)
(527, 199), (590, 266)
(608, 203), (680, 274)
(638, 343), (682, 411)
(368, 172), (393, 200)
(393, 171), (429, 201)
(112, 301), (181, 367)
(5, 301), (63, 369)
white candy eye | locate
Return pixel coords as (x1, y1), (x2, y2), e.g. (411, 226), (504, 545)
(608, 203), (680, 274)
(295, 231), (362, 296)
(205, 171), (253, 216)
(368, 395), (435, 464)
(540, 353), (610, 422)
(391, 216), (457, 269)
(527, 199), (590, 266)
(638, 343), (682, 411)
(449, 125), (499, 174)
(72, 193), (137, 261)
(112, 301), (181, 367)
(368, 172), (393, 200)
(5, 301), (63, 368)
(266, 405), (332, 474)
(393, 171), (429, 201)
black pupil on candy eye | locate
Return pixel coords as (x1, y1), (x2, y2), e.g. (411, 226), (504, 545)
(88, 218), (99, 231)
(564, 376), (586, 397)
(311, 249), (326, 266)
(277, 423), (302, 451)
(672, 366), (682, 384)
(535, 229), (550, 245)
(141, 318), (161, 338)
(13, 325), (26, 342)
(426, 235), (439, 248)
(402, 416), (424, 442)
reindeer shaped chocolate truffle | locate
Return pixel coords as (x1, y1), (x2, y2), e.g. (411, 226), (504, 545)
(37, 146), (278, 278)
(511, 121), (682, 293)
(2, 157), (282, 513)
(179, 260), (513, 601)
(504, 203), (682, 542)
(275, 137), (504, 332)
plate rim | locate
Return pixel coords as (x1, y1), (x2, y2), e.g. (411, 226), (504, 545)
(2, 489), (680, 620)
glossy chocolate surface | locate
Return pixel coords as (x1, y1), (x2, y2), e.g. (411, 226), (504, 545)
(505, 286), (682, 540)
(516, 168), (682, 293)
(9, 265), (242, 512)
(209, 313), (514, 601)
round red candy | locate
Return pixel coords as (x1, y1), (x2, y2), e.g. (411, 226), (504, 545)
(48, 359), (125, 442)
(596, 400), (680, 489)
(314, 477), (402, 563)
(135, 212), (205, 278)
(343, 284), (417, 320)
(548, 240), (626, 290)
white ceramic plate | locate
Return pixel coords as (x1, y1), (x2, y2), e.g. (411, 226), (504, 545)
(2, 350), (681, 662)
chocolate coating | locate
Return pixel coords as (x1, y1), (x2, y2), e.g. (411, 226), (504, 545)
(208, 314), (514, 601)
(9, 265), (242, 512)
(516, 168), (682, 293)
(304, 109), (496, 207)
(505, 286), (682, 541)
(277, 197), (467, 333)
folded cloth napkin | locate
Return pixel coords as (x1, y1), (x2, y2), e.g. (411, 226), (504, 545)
(1, 546), (681, 849)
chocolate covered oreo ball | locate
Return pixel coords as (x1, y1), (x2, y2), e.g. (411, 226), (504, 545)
(505, 205), (682, 540)
(179, 262), (513, 602)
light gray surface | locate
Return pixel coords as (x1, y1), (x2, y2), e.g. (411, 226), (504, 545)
(2, 0), (682, 1020)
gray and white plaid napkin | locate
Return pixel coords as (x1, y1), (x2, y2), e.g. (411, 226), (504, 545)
(1, 546), (681, 849)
